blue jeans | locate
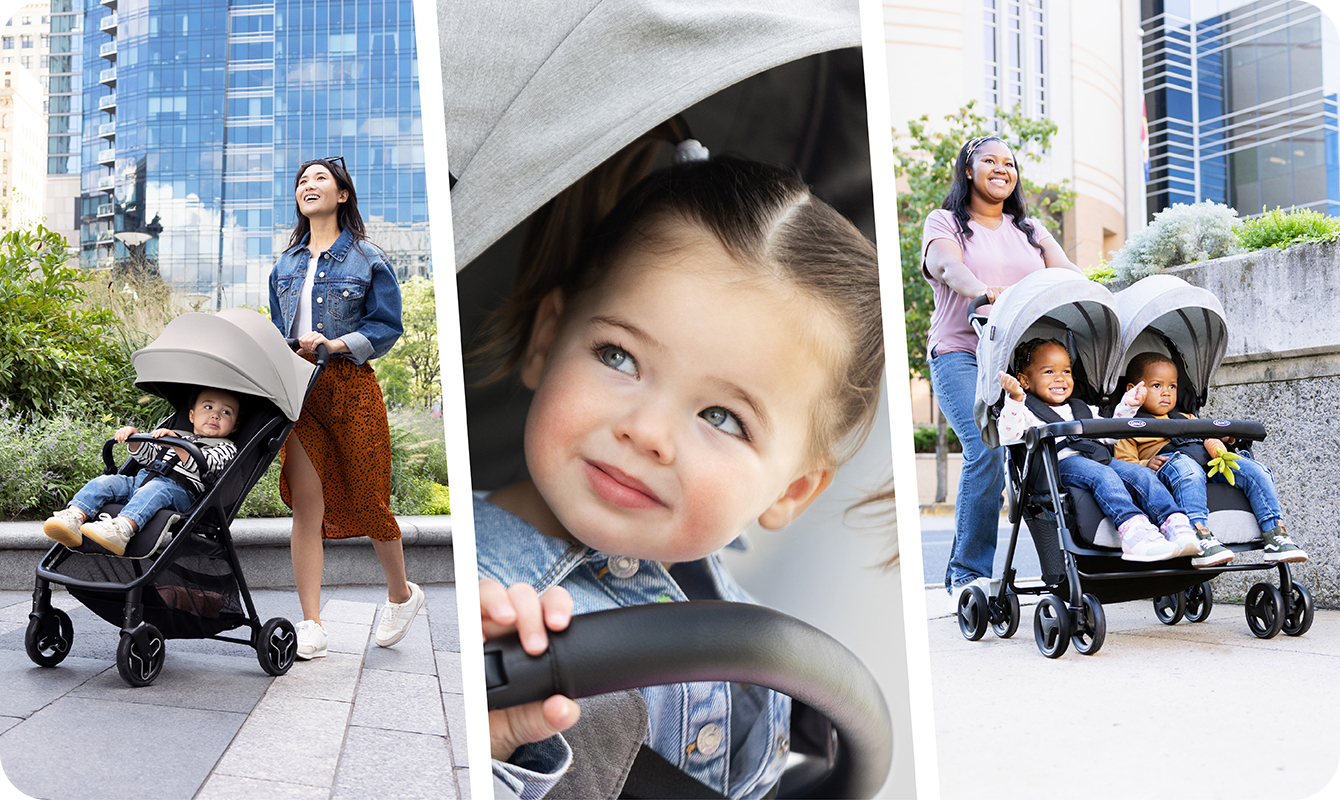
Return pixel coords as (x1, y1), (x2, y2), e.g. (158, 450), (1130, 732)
(1156, 451), (1282, 532)
(69, 472), (195, 530)
(929, 349), (1004, 590)
(1057, 455), (1182, 527)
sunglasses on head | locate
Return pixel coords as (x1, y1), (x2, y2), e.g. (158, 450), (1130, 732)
(301, 155), (346, 172)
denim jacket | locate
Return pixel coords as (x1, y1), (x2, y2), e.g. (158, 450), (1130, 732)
(476, 496), (791, 800)
(267, 228), (403, 365)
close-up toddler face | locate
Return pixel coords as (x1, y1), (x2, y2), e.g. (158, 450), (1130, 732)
(1135, 359), (1179, 415)
(519, 219), (844, 562)
(1018, 341), (1074, 405)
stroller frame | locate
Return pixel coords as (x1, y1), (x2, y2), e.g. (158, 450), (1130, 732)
(25, 346), (329, 685)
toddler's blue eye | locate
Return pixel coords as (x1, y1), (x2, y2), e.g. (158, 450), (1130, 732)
(701, 406), (745, 438)
(598, 345), (638, 376)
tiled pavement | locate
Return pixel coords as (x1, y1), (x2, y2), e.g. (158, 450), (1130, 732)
(0, 584), (467, 800)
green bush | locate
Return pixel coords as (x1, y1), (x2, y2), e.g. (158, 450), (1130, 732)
(1236, 207), (1340, 252)
(0, 402), (116, 519)
(1110, 201), (1242, 283)
(1085, 261), (1117, 285)
(913, 424), (961, 454)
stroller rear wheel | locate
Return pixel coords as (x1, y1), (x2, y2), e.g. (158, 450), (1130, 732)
(1244, 582), (1285, 639)
(1152, 593), (1186, 625)
(25, 608), (73, 667)
(1282, 581), (1314, 637)
(957, 585), (989, 641)
(117, 624), (165, 686)
(257, 617), (297, 676)
(1071, 593), (1106, 656)
(1183, 582), (1214, 623)
(990, 591), (1021, 639)
(1033, 595), (1070, 658)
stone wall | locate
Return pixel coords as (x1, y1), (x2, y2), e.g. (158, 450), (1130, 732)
(1171, 242), (1340, 606)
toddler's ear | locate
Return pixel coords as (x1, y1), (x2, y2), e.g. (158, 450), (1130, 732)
(758, 466), (834, 530)
(520, 289), (565, 390)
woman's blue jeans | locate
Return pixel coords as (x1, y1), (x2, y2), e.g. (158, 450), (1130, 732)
(1056, 455), (1181, 528)
(929, 349), (1003, 590)
(1156, 451), (1282, 531)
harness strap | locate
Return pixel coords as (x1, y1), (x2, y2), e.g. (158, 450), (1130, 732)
(1023, 394), (1112, 464)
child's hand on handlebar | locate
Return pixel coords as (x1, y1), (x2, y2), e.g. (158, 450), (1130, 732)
(998, 371), (1025, 402)
(480, 579), (581, 761)
(113, 426), (139, 443)
(1121, 381), (1147, 409)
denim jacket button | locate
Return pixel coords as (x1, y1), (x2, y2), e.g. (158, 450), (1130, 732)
(316, 323), (323, 330)
(318, 271), (325, 278)
(316, 296), (323, 304)
(343, 289), (350, 297)
(607, 556), (638, 578)
(695, 724), (723, 756)
(775, 734), (788, 757)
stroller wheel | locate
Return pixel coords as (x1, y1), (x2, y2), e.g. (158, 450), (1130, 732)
(25, 608), (73, 667)
(1152, 593), (1186, 625)
(1244, 582), (1285, 639)
(257, 617), (297, 676)
(117, 624), (166, 687)
(957, 586), (989, 641)
(1184, 581), (1214, 623)
(990, 591), (1021, 639)
(1282, 581), (1314, 637)
(1071, 594), (1106, 656)
(1033, 595), (1070, 659)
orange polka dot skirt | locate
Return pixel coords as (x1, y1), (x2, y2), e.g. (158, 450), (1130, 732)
(280, 354), (401, 541)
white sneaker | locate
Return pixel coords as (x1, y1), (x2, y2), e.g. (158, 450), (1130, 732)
(43, 508), (85, 547)
(80, 514), (135, 556)
(295, 619), (328, 660)
(1160, 513), (1201, 558)
(1119, 516), (1178, 562)
(948, 576), (993, 616)
(375, 581), (426, 647)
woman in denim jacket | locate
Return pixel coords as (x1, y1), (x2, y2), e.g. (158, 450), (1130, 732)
(268, 157), (425, 660)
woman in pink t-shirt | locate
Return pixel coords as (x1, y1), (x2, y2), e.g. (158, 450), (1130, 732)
(920, 135), (1081, 611)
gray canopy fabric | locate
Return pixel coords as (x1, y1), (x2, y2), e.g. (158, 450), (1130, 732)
(132, 308), (315, 421)
(440, 0), (861, 269)
(1111, 274), (1228, 410)
(974, 269), (1121, 448)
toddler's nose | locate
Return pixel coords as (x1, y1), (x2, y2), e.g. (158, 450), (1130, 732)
(614, 405), (675, 464)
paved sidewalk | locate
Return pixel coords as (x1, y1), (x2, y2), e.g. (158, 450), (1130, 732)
(926, 586), (1340, 798)
(0, 584), (467, 800)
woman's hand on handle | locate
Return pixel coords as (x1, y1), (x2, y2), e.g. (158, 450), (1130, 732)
(295, 331), (349, 356)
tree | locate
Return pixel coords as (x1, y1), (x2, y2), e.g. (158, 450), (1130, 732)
(378, 275), (440, 409)
(893, 102), (1074, 501)
(0, 226), (131, 415)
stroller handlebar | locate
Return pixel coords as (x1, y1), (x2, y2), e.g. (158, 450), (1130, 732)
(284, 338), (332, 367)
(1023, 418), (1267, 449)
(103, 434), (210, 475)
(968, 294), (991, 336)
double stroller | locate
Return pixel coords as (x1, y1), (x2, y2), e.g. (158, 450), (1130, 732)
(956, 269), (1313, 658)
(25, 309), (324, 685)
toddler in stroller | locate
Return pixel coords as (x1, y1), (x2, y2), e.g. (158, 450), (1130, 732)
(42, 388), (242, 556)
(997, 338), (1199, 562)
(1118, 351), (1307, 564)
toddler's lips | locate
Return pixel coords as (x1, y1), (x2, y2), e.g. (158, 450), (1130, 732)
(583, 460), (664, 510)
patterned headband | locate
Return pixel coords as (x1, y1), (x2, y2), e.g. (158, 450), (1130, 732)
(963, 135), (1001, 164)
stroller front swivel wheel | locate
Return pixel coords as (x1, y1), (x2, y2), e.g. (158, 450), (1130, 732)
(1183, 581), (1214, 623)
(1245, 582), (1285, 639)
(957, 585), (989, 641)
(1152, 593), (1186, 625)
(25, 608), (74, 667)
(257, 617), (297, 676)
(990, 591), (1021, 639)
(117, 624), (165, 686)
(1033, 595), (1071, 658)
(1282, 581), (1314, 637)
(1071, 593), (1106, 656)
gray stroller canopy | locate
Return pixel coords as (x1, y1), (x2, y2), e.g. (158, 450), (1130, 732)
(132, 308), (315, 421)
(1110, 274), (1228, 411)
(974, 269), (1121, 448)
(440, 0), (861, 268)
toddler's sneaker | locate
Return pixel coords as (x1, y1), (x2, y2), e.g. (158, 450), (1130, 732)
(375, 581), (426, 647)
(1262, 525), (1308, 563)
(295, 619), (328, 660)
(1192, 524), (1234, 567)
(1118, 516), (1178, 562)
(1160, 512), (1201, 558)
(43, 508), (85, 547)
(80, 514), (135, 557)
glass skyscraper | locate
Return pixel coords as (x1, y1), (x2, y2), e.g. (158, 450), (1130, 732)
(1142, 0), (1339, 219)
(77, 0), (427, 307)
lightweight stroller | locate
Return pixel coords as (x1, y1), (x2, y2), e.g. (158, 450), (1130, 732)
(25, 308), (325, 685)
(955, 269), (1312, 658)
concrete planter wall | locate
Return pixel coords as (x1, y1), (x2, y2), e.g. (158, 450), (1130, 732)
(1170, 241), (1340, 606)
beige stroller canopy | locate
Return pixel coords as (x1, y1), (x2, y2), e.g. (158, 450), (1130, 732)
(440, 0), (861, 269)
(1111, 274), (1228, 410)
(132, 308), (315, 421)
